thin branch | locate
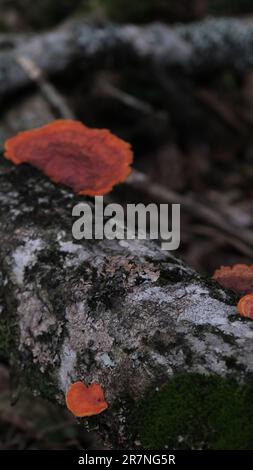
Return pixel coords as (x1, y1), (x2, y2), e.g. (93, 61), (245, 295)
(15, 56), (253, 258)
(2, 18), (253, 96)
(127, 170), (253, 256)
(15, 55), (75, 120)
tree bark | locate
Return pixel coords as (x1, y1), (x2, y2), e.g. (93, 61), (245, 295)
(1, 152), (253, 447)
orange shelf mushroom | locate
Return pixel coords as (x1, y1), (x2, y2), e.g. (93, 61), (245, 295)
(66, 381), (108, 417)
(4, 120), (133, 196)
(213, 264), (253, 294)
(237, 293), (253, 320)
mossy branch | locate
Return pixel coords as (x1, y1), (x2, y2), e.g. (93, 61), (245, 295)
(0, 157), (253, 448)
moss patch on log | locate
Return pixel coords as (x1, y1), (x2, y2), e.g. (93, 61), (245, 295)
(135, 374), (253, 449)
(0, 290), (18, 362)
(23, 362), (60, 404)
(0, 313), (13, 360)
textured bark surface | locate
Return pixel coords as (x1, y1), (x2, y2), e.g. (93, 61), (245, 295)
(1, 155), (253, 447)
(1, 17), (253, 97)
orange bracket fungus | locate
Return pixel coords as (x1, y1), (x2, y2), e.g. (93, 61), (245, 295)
(66, 381), (108, 417)
(4, 120), (133, 196)
(213, 264), (253, 294)
(237, 293), (253, 320)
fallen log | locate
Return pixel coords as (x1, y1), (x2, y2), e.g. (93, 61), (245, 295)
(1, 151), (253, 448)
(1, 18), (253, 97)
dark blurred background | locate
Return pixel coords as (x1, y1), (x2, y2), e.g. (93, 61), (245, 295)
(1, 0), (253, 449)
(1, 0), (253, 30)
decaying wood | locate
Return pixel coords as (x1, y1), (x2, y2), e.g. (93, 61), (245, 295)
(1, 152), (253, 447)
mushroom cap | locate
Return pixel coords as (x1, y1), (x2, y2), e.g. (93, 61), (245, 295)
(66, 381), (108, 417)
(213, 264), (253, 295)
(237, 293), (253, 320)
(4, 120), (133, 196)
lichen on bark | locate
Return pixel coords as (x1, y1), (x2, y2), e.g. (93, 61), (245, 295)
(1, 159), (253, 448)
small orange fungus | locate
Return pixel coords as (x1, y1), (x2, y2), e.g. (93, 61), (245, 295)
(66, 381), (108, 417)
(237, 293), (253, 320)
(213, 264), (253, 294)
(4, 120), (133, 196)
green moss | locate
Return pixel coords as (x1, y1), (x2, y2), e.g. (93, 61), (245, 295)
(0, 305), (59, 402)
(23, 363), (59, 403)
(0, 315), (11, 359)
(0, 310), (17, 361)
(136, 374), (253, 449)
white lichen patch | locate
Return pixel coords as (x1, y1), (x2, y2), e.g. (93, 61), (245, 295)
(118, 238), (168, 259)
(58, 240), (90, 268)
(57, 301), (116, 392)
(184, 284), (209, 296)
(12, 238), (44, 286)
(98, 352), (115, 368)
(131, 285), (174, 307)
(150, 351), (169, 367)
(58, 340), (77, 392)
(17, 292), (61, 370)
(174, 284), (233, 326)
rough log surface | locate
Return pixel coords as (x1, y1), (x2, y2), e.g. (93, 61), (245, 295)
(1, 18), (253, 97)
(0, 155), (253, 447)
